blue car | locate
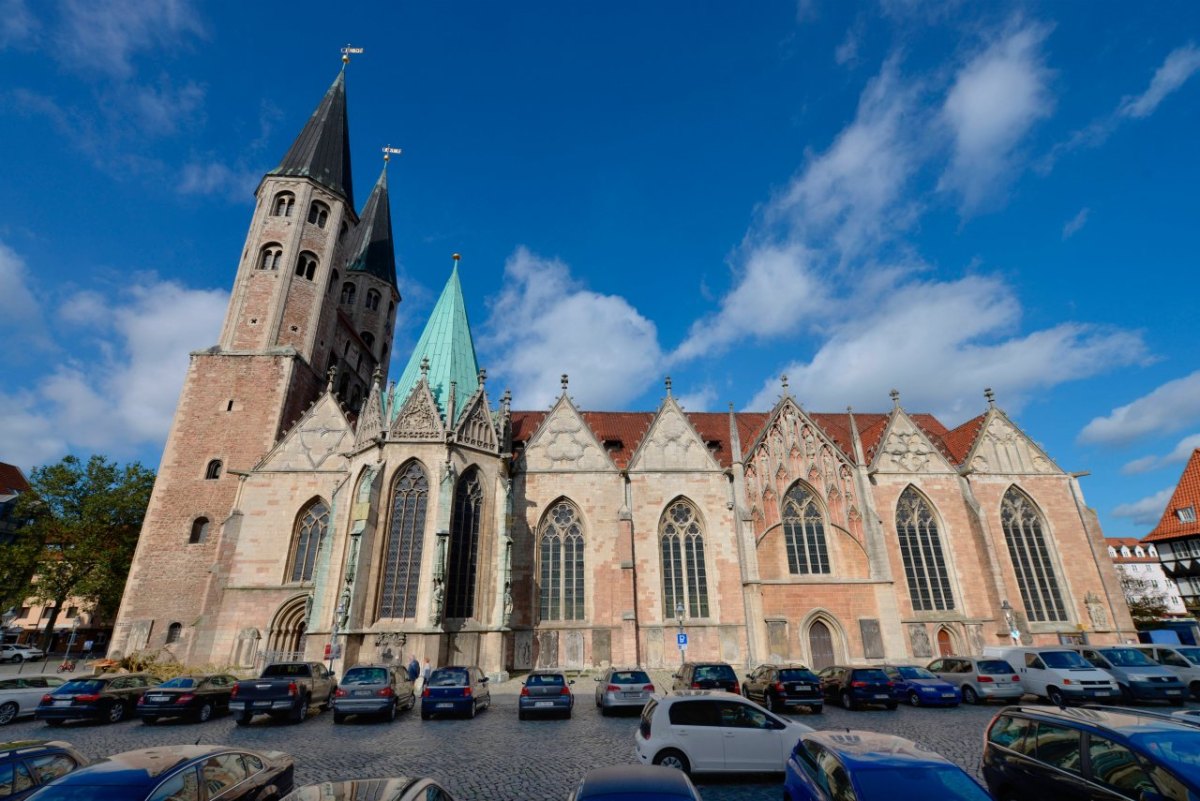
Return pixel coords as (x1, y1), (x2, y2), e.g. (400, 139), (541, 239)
(419, 666), (491, 720)
(785, 731), (992, 801)
(881, 664), (961, 707)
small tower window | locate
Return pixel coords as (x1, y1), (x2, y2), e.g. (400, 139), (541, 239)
(307, 201), (330, 228)
(189, 517), (210, 544)
(341, 282), (357, 305)
(361, 331), (375, 349)
(259, 243), (283, 270)
(165, 622), (182, 644)
(295, 252), (318, 281)
(365, 289), (381, 311)
(205, 459), (222, 480)
(272, 192), (295, 217)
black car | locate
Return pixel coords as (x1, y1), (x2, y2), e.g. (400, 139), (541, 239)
(0, 740), (88, 801)
(983, 705), (1200, 801)
(25, 745), (294, 801)
(137, 674), (238, 724)
(742, 664), (823, 714)
(34, 674), (159, 726)
(282, 776), (455, 801)
(816, 665), (898, 710)
(671, 663), (740, 695)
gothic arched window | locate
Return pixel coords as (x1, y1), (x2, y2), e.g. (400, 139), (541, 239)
(295, 252), (318, 281)
(341, 281), (357, 305)
(782, 483), (830, 574)
(189, 517), (210, 544)
(204, 459), (222, 480)
(1001, 488), (1067, 622)
(289, 499), (330, 583)
(272, 192), (294, 217)
(259, 243), (283, 271)
(539, 500), (585, 621)
(307, 200), (329, 228)
(896, 487), (955, 611)
(165, 622), (182, 644)
(660, 499), (709, 619)
(379, 462), (429, 619)
(445, 467), (484, 619)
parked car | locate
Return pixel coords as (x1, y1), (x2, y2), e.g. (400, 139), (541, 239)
(594, 667), (656, 715)
(670, 663), (740, 694)
(137, 673), (238, 724)
(0, 646), (45, 664)
(927, 655), (1024, 705)
(1132, 643), (1200, 700)
(0, 677), (67, 726)
(518, 671), (574, 720)
(282, 776), (455, 801)
(229, 661), (336, 725)
(568, 765), (701, 801)
(24, 745), (294, 801)
(332, 664), (415, 724)
(880, 664), (960, 707)
(785, 730), (992, 801)
(983, 704), (1200, 801)
(634, 690), (813, 775)
(420, 666), (490, 720)
(1070, 645), (1187, 705)
(983, 646), (1119, 706)
(0, 740), (87, 801)
(816, 666), (897, 710)
(34, 673), (159, 726)
(742, 664), (823, 714)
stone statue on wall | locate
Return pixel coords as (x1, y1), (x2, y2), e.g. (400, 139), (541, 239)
(502, 581), (514, 627)
(431, 579), (445, 626)
(1085, 592), (1109, 629)
(908, 623), (932, 658)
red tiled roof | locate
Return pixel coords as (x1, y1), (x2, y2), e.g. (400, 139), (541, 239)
(1144, 449), (1200, 543)
(1105, 536), (1159, 563)
(581, 412), (653, 469)
(0, 462), (30, 495)
(943, 413), (988, 464)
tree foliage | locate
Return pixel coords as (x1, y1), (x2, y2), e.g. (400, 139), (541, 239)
(1120, 575), (1170, 627)
(10, 455), (155, 646)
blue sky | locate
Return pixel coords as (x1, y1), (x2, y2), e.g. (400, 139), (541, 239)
(1, 1), (1198, 538)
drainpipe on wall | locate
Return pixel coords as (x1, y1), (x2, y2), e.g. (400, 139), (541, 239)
(621, 470), (641, 667)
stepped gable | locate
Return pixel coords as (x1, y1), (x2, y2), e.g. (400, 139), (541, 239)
(1144, 449), (1200, 543)
(943, 413), (987, 464)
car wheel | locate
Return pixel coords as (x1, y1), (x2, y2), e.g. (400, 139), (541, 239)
(0, 702), (17, 726)
(467, 700), (477, 719)
(106, 702), (125, 724)
(406, 694), (416, 711)
(518, 710), (527, 721)
(1047, 687), (1066, 707)
(197, 702), (213, 723)
(654, 749), (691, 774)
(599, 705), (609, 717)
(420, 709), (431, 721)
(385, 701), (397, 722)
(292, 698), (309, 724)
(765, 693), (776, 713)
(13, 654), (22, 663)
(841, 691), (857, 711)
(908, 691), (921, 707)
(235, 713), (252, 726)
(333, 712), (346, 724)
(962, 686), (978, 705)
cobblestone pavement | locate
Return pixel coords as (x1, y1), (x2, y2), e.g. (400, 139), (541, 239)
(2, 664), (1196, 801)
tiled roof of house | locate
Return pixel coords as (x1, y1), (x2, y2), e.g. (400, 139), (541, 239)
(0, 462), (29, 495)
(1105, 536), (1159, 563)
(1144, 449), (1200, 543)
(943, 413), (988, 463)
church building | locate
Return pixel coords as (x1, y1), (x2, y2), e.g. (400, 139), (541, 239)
(110, 70), (1134, 674)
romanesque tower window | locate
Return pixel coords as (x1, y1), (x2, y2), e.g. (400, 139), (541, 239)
(660, 499), (709, 618)
(259, 243), (283, 270)
(204, 459), (222, 480)
(365, 289), (381, 311)
(896, 487), (955, 611)
(539, 500), (585, 622)
(341, 282), (357, 305)
(289, 499), (330, 583)
(1000, 488), (1067, 623)
(446, 467), (483, 619)
(295, 252), (318, 280)
(189, 517), (210, 544)
(307, 200), (329, 228)
(165, 622), (182, 644)
(272, 192), (294, 217)
(379, 462), (428, 619)
(782, 483), (830, 574)
(360, 331), (375, 350)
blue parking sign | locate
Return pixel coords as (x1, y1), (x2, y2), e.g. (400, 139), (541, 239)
(677, 633), (688, 647)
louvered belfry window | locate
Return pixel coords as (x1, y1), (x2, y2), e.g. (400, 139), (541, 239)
(896, 487), (955, 611)
(539, 500), (585, 621)
(379, 462), (429, 618)
(1001, 488), (1067, 622)
(782, 483), (830, 574)
(290, 499), (330, 583)
(445, 468), (483, 619)
(660, 500), (709, 619)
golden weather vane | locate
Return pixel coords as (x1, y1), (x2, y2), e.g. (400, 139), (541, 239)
(341, 44), (364, 64)
(383, 145), (403, 163)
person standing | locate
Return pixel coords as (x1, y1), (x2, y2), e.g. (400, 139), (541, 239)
(407, 655), (420, 684)
(421, 657), (432, 690)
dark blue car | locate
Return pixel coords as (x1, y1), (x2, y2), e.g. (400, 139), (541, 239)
(785, 731), (991, 801)
(881, 664), (961, 707)
(419, 666), (491, 720)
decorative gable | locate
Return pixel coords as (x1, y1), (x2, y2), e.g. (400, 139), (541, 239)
(628, 399), (718, 471)
(257, 393), (351, 471)
(455, 389), (499, 453)
(967, 412), (1060, 475)
(522, 396), (612, 471)
(389, 379), (444, 441)
(872, 411), (956, 474)
(353, 379), (386, 448)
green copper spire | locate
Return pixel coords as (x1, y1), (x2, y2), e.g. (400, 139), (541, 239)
(390, 257), (480, 422)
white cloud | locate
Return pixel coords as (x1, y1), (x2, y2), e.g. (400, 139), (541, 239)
(1112, 487), (1173, 528)
(59, 290), (109, 326)
(675, 386), (718, 413)
(482, 247), (663, 410)
(835, 25), (860, 66)
(1119, 43), (1200, 118)
(54, 0), (205, 79)
(128, 75), (206, 136)
(1061, 207), (1089, 239)
(0, 0), (39, 49)
(939, 23), (1054, 213)
(0, 240), (49, 348)
(1079, 370), (1200, 446)
(179, 160), (260, 200)
(1121, 432), (1200, 475)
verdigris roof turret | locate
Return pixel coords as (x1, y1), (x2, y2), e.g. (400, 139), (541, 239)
(344, 165), (397, 288)
(268, 70), (354, 207)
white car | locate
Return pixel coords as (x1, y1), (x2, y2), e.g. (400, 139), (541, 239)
(0, 644), (46, 663)
(0, 674), (66, 725)
(635, 690), (812, 774)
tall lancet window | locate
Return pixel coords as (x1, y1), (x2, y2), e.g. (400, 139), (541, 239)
(660, 500), (709, 619)
(379, 462), (429, 619)
(782, 483), (830, 574)
(1001, 488), (1067, 622)
(539, 500), (585, 621)
(896, 487), (955, 611)
(289, 499), (330, 583)
(445, 467), (483, 619)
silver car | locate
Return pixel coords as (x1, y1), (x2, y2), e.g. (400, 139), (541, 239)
(0, 644), (45, 663)
(0, 674), (66, 725)
(926, 655), (1024, 704)
(331, 664), (415, 724)
(594, 667), (655, 715)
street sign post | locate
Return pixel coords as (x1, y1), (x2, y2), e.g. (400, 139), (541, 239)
(677, 632), (688, 649)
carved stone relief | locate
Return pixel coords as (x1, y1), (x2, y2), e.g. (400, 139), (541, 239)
(970, 414), (1058, 475)
(767, 621), (789, 663)
(390, 382), (443, 440)
(260, 395), (350, 470)
(908, 623), (932, 658)
(455, 394), (499, 451)
(592, 629), (612, 666)
(523, 402), (610, 471)
(513, 631), (534, 670)
(859, 619), (884, 659)
(564, 630), (585, 669)
(1085, 592), (1109, 629)
(537, 630), (560, 668)
(633, 404), (715, 470)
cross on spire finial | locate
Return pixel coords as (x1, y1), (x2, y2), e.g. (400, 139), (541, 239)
(984, 387), (996, 407)
(478, 368), (487, 388)
(665, 375), (672, 396)
(420, 357), (430, 378)
(560, 374), (569, 393)
(889, 388), (901, 408)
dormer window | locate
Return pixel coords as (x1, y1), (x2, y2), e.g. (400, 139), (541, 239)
(307, 201), (330, 229)
(1121, 546), (1131, 557)
(1177, 506), (1197, 523)
(272, 192), (295, 217)
(1148, 545), (1157, 557)
(1108, 546), (1117, 557)
(1135, 546), (1145, 557)
(295, 252), (318, 281)
(259, 243), (283, 270)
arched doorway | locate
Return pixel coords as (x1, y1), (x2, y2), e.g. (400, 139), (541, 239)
(808, 621), (835, 670)
(266, 595), (309, 663)
(937, 628), (953, 656)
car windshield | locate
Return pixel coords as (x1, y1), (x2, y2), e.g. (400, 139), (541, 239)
(1132, 732), (1200, 785)
(158, 677), (197, 689)
(977, 660), (1015, 674)
(1177, 648), (1200, 666)
(1041, 651), (1091, 669)
(429, 669), (468, 686)
(853, 669), (889, 682)
(897, 667), (936, 679)
(611, 671), (651, 684)
(342, 668), (388, 685)
(1098, 648), (1155, 667)
(778, 669), (814, 682)
(527, 674), (565, 686)
(57, 680), (102, 694)
(853, 767), (992, 799)
(694, 665), (735, 681)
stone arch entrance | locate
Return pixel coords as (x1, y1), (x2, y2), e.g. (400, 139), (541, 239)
(807, 620), (836, 670)
(265, 595), (309, 663)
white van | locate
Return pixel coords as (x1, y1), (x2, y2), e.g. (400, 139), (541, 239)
(1132, 644), (1200, 700)
(1070, 645), (1187, 705)
(983, 646), (1119, 706)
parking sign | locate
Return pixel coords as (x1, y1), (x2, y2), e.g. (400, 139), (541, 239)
(677, 632), (688, 648)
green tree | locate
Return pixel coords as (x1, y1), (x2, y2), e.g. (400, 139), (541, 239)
(0, 535), (40, 613)
(11, 455), (155, 648)
(1120, 575), (1169, 628)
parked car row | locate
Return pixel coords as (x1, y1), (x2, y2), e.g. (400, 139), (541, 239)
(0, 645), (46, 664)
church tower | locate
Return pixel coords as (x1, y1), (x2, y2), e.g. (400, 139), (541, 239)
(111, 68), (398, 660)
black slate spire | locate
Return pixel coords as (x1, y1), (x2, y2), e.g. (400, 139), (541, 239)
(345, 165), (397, 288)
(269, 71), (354, 207)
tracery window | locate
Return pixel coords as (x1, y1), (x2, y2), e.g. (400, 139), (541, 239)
(272, 192), (294, 217)
(295, 252), (318, 280)
(378, 462), (428, 619)
(896, 487), (955, 611)
(1001, 488), (1067, 622)
(341, 281), (357, 305)
(445, 468), (483, 619)
(782, 483), (830, 574)
(539, 500), (585, 621)
(289, 499), (330, 583)
(307, 201), (329, 228)
(259, 243), (283, 270)
(660, 500), (709, 619)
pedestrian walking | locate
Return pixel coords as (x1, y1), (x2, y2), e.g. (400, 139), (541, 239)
(407, 655), (420, 683)
(82, 639), (94, 659)
(421, 657), (431, 690)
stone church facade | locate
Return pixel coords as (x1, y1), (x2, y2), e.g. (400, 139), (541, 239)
(110, 70), (1134, 674)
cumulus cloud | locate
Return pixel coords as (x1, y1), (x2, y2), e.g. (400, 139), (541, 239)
(1061, 207), (1089, 239)
(179, 160), (261, 200)
(54, 0), (206, 79)
(482, 247), (663, 410)
(1112, 487), (1174, 528)
(1079, 370), (1200, 446)
(1118, 43), (1200, 118)
(1122, 432), (1200, 475)
(676, 386), (719, 413)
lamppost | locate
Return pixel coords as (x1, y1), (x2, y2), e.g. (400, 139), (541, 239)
(675, 602), (686, 666)
(1001, 600), (1019, 644)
